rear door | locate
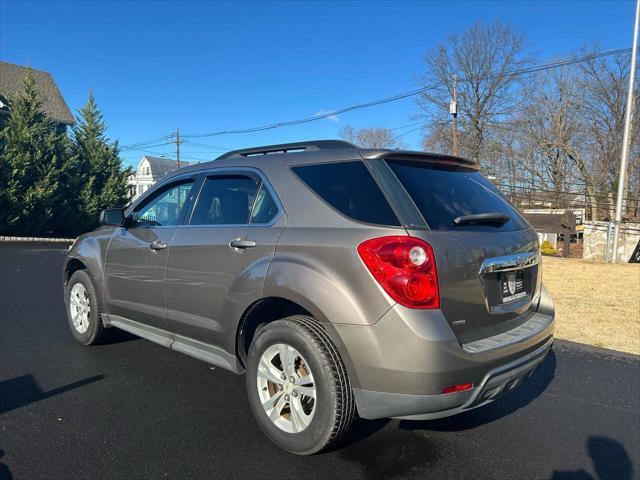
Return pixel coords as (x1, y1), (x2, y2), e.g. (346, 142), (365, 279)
(165, 170), (285, 355)
(383, 159), (541, 343)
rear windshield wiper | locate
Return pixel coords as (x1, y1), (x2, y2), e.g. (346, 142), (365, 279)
(453, 212), (510, 226)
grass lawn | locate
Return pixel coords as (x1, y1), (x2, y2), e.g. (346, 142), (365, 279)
(541, 256), (640, 355)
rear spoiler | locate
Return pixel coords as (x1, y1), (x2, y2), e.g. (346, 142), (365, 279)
(360, 149), (480, 170)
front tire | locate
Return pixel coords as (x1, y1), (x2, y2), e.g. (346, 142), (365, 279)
(64, 270), (110, 345)
(245, 315), (355, 454)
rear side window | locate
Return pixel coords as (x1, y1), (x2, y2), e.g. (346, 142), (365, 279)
(292, 161), (399, 226)
(386, 160), (527, 232)
(190, 175), (259, 225)
(250, 185), (279, 224)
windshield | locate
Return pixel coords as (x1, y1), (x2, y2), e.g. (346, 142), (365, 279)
(386, 159), (528, 232)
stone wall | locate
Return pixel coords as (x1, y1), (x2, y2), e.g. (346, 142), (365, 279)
(583, 221), (640, 262)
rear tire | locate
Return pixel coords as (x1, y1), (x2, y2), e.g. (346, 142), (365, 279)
(64, 270), (110, 345)
(245, 315), (355, 454)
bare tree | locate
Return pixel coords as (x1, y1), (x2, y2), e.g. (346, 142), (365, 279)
(504, 47), (639, 221)
(338, 125), (406, 149)
(518, 67), (601, 218)
(417, 25), (639, 221)
(578, 47), (640, 218)
(521, 69), (583, 186)
(417, 21), (534, 164)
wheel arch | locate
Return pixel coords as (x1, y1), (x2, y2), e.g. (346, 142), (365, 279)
(235, 296), (361, 389)
(63, 256), (106, 312)
(64, 257), (88, 284)
(64, 232), (113, 313)
(235, 297), (311, 368)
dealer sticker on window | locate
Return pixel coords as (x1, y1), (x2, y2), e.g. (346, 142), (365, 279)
(501, 270), (526, 303)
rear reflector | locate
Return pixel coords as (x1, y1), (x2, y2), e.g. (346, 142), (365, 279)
(357, 236), (439, 309)
(442, 383), (474, 394)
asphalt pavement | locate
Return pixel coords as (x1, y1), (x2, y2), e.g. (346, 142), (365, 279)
(0, 242), (638, 479)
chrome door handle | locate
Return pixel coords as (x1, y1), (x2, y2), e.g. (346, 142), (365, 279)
(149, 240), (167, 251)
(229, 238), (257, 250)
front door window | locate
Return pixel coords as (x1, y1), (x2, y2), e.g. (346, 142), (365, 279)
(133, 180), (195, 227)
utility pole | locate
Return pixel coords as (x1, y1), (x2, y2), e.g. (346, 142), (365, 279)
(611, 0), (639, 262)
(450, 74), (459, 156)
(174, 128), (182, 168)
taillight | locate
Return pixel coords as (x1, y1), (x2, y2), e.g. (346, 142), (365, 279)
(357, 236), (440, 309)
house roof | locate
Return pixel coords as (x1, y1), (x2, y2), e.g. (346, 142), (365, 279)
(139, 156), (193, 179)
(0, 61), (75, 125)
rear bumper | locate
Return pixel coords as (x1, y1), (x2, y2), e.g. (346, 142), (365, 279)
(324, 284), (555, 420)
(353, 336), (552, 420)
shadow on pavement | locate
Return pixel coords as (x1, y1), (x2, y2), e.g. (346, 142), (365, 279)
(551, 436), (634, 480)
(335, 349), (557, 478)
(0, 449), (12, 480)
(336, 423), (439, 479)
(105, 328), (140, 344)
(0, 373), (105, 414)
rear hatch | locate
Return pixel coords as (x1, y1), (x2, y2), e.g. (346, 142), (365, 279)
(382, 157), (541, 344)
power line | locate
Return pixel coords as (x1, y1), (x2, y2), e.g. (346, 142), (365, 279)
(498, 184), (638, 202)
(121, 146), (175, 157)
(394, 125), (423, 139)
(390, 121), (424, 131)
(182, 140), (233, 151)
(500, 47), (632, 77)
(179, 155), (211, 162)
(120, 146), (212, 163)
(121, 141), (173, 151)
(117, 46), (633, 153)
(120, 134), (174, 149)
(123, 124), (424, 157)
(180, 47), (632, 139)
(182, 82), (442, 139)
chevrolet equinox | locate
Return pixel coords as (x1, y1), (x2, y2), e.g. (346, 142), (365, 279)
(63, 140), (555, 454)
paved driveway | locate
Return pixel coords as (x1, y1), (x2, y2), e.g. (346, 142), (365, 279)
(0, 243), (638, 479)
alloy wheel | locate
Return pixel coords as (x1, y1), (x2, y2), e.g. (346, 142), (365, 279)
(256, 343), (316, 433)
(69, 283), (91, 334)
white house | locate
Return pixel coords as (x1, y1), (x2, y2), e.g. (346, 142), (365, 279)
(128, 156), (192, 199)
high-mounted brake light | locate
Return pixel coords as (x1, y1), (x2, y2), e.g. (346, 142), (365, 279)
(357, 236), (440, 309)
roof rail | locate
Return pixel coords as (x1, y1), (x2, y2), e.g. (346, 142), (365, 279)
(216, 140), (357, 161)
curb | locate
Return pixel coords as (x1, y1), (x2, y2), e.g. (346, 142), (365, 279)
(0, 236), (75, 243)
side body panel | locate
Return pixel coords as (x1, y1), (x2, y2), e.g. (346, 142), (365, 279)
(263, 226), (403, 326)
(257, 152), (406, 327)
(165, 215), (286, 355)
(103, 226), (178, 331)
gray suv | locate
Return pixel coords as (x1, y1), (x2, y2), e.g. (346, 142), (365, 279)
(63, 140), (555, 454)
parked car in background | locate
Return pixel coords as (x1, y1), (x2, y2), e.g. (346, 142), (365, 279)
(63, 140), (555, 454)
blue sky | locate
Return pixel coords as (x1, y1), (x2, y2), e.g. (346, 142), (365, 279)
(0, 0), (636, 167)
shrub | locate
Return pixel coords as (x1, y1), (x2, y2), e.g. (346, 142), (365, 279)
(541, 240), (557, 256)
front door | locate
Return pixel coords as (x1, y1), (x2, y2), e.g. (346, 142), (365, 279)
(104, 178), (198, 337)
(166, 172), (284, 357)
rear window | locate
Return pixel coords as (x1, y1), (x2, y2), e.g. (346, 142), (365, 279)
(292, 161), (400, 226)
(386, 159), (527, 231)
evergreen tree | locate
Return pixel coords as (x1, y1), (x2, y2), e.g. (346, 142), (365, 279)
(71, 93), (131, 232)
(0, 70), (76, 236)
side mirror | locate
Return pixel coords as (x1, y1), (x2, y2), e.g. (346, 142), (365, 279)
(100, 208), (125, 226)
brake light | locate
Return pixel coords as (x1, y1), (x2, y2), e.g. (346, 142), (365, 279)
(357, 236), (439, 309)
